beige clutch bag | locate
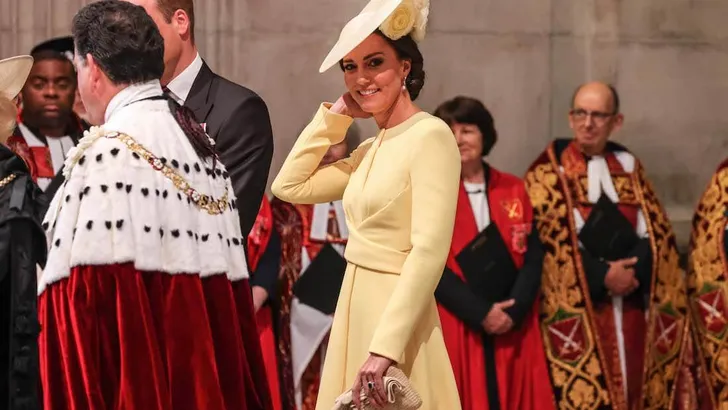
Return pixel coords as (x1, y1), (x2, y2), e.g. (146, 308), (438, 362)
(331, 367), (422, 410)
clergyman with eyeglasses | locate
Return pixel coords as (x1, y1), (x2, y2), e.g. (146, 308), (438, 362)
(523, 81), (703, 408)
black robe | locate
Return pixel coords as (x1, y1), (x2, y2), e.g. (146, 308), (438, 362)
(0, 145), (48, 410)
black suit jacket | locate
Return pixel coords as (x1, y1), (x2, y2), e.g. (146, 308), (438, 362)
(185, 62), (274, 237)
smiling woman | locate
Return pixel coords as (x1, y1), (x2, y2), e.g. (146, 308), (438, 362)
(271, 0), (463, 409)
(338, 29), (425, 110)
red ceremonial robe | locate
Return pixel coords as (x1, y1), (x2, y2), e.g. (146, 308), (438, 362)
(270, 198), (347, 410)
(248, 195), (283, 410)
(687, 157), (728, 409)
(525, 139), (699, 409)
(436, 165), (555, 410)
(37, 82), (271, 410)
(6, 113), (88, 198)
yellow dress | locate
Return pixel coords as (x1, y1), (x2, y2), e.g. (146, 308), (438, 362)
(272, 104), (462, 410)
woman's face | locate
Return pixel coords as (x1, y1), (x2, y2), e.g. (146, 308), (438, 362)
(450, 122), (483, 165)
(341, 33), (409, 116)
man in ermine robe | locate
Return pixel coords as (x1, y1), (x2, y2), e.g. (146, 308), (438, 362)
(38, 2), (270, 409)
(524, 82), (701, 409)
(271, 136), (353, 410)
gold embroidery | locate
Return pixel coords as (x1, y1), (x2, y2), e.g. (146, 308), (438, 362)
(526, 147), (690, 410)
(688, 165), (728, 407)
(525, 159), (612, 409)
(569, 174), (639, 206)
(501, 199), (523, 220)
(108, 132), (229, 215)
(633, 165), (689, 409)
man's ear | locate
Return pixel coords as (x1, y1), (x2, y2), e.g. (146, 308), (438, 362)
(611, 112), (624, 133)
(173, 9), (191, 38)
(85, 54), (103, 89)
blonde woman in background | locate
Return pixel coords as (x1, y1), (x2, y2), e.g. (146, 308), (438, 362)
(0, 55), (48, 410)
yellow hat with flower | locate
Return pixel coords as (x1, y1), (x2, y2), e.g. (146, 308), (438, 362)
(319, 0), (430, 73)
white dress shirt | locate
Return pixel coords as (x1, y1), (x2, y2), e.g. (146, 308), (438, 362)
(165, 52), (203, 105)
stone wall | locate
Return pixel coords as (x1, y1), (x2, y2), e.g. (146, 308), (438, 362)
(3, 0), (728, 247)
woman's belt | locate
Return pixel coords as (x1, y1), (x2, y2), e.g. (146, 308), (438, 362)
(343, 229), (410, 274)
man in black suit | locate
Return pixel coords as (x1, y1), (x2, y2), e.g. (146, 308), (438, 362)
(127, 1), (275, 409)
(127, 0), (274, 239)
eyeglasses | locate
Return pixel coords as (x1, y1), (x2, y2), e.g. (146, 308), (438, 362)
(569, 109), (616, 126)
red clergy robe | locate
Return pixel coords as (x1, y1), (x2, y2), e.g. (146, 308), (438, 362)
(247, 195), (283, 410)
(525, 139), (700, 409)
(6, 112), (88, 197)
(271, 198), (347, 410)
(435, 165), (555, 410)
(687, 157), (728, 409)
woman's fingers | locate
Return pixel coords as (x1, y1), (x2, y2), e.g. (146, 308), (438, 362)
(352, 373), (363, 408)
(373, 371), (388, 406)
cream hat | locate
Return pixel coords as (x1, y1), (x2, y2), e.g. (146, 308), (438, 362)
(0, 56), (33, 100)
(319, 0), (429, 73)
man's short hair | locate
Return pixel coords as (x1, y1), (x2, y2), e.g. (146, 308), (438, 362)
(72, 1), (165, 85)
(156, 0), (196, 42)
(570, 83), (621, 114)
(28, 50), (76, 75)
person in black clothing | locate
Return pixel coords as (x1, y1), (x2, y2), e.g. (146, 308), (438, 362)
(7, 38), (89, 199)
(0, 55), (49, 410)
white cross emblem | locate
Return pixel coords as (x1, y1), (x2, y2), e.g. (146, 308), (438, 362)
(697, 293), (725, 328)
(548, 318), (583, 356)
(655, 314), (677, 349)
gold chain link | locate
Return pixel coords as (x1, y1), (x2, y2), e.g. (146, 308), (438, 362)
(0, 173), (17, 188)
(107, 132), (229, 215)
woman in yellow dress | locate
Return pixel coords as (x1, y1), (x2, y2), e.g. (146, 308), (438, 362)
(271, 0), (462, 408)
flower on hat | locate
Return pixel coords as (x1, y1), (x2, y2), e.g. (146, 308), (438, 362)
(379, 0), (430, 42)
(410, 0), (429, 42)
(379, 0), (416, 41)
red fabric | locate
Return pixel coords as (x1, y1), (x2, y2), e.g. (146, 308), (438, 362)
(247, 196), (273, 272)
(438, 168), (554, 410)
(561, 141), (647, 406)
(7, 114), (87, 182)
(560, 141), (638, 226)
(5, 134), (38, 180)
(248, 196), (283, 409)
(256, 305), (282, 410)
(38, 263), (272, 410)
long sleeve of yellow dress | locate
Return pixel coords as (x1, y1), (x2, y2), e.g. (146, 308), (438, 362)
(271, 104), (366, 204)
(367, 126), (461, 363)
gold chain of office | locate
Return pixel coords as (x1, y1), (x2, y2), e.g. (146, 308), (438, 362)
(106, 131), (229, 215)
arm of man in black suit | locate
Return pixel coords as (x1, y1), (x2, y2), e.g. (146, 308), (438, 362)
(215, 95), (274, 237)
